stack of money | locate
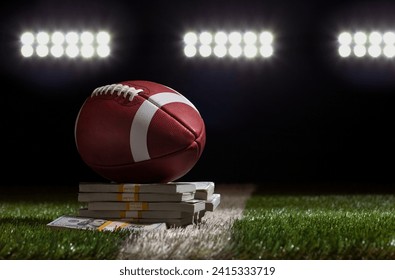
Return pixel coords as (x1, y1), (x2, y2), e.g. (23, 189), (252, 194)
(76, 181), (221, 228)
(47, 215), (167, 232)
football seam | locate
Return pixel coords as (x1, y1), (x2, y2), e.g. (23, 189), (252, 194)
(90, 82), (201, 139)
(138, 91), (201, 140)
(79, 82), (204, 165)
(84, 140), (201, 168)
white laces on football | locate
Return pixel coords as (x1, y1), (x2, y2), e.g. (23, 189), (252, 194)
(91, 84), (143, 101)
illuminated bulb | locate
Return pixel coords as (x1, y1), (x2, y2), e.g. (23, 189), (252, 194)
(81, 45), (95, 58)
(51, 32), (65, 45)
(65, 32), (79, 45)
(36, 32), (50, 45)
(383, 32), (395, 45)
(354, 32), (367, 45)
(96, 31), (110, 45)
(97, 45), (110, 57)
(199, 32), (212, 45)
(368, 45), (381, 58)
(184, 45), (197, 57)
(338, 45), (351, 57)
(243, 31), (257, 45)
(260, 45), (273, 58)
(383, 45), (395, 58)
(214, 45), (227, 57)
(214, 32), (228, 45)
(21, 32), (35, 45)
(260, 31), (273, 45)
(21, 45), (34, 57)
(184, 32), (198, 45)
(66, 45), (79, 58)
(369, 32), (382, 45)
(199, 45), (212, 57)
(51, 45), (64, 57)
(36, 45), (49, 57)
(229, 32), (242, 45)
(81, 32), (94, 45)
(229, 44), (242, 58)
(353, 45), (366, 57)
(338, 32), (352, 45)
(244, 45), (258, 58)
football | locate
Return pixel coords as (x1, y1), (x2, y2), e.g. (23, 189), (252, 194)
(74, 80), (206, 183)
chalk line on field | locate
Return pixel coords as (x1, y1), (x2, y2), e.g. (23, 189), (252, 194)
(117, 183), (256, 259)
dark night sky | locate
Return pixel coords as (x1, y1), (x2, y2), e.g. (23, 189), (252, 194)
(1, 0), (395, 189)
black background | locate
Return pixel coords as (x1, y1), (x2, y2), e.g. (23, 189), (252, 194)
(1, 0), (395, 191)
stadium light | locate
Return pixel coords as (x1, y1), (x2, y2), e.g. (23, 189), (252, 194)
(183, 30), (274, 59)
(338, 30), (395, 59)
(20, 31), (111, 59)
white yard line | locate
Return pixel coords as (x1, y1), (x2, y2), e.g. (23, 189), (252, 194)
(117, 183), (256, 259)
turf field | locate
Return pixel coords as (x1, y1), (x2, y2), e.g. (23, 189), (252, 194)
(1, 184), (395, 259)
(0, 191), (128, 259)
(230, 194), (395, 259)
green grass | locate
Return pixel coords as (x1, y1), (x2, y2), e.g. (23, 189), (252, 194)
(229, 194), (395, 259)
(0, 193), (128, 259)
(2, 191), (395, 259)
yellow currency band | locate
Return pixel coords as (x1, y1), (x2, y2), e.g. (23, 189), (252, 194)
(118, 223), (129, 229)
(119, 184), (140, 192)
(97, 221), (113, 231)
(125, 202), (148, 211)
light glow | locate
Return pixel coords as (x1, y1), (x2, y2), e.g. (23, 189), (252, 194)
(214, 45), (227, 58)
(184, 45), (197, 57)
(81, 45), (95, 58)
(338, 45), (352, 58)
(229, 44), (242, 58)
(260, 31), (274, 45)
(338, 32), (352, 45)
(260, 45), (274, 58)
(51, 32), (65, 45)
(368, 45), (381, 58)
(183, 30), (274, 59)
(383, 32), (395, 45)
(97, 45), (110, 58)
(199, 32), (213, 45)
(66, 32), (79, 44)
(21, 45), (34, 57)
(184, 32), (198, 45)
(66, 45), (79, 58)
(21, 32), (35, 45)
(36, 32), (50, 45)
(214, 32), (228, 45)
(36, 45), (49, 57)
(20, 31), (111, 59)
(354, 32), (367, 45)
(244, 45), (258, 58)
(199, 45), (212, 57)
(369, 32), (382, 45)
(96, 31), (110, 45)
(229, 32), (242, 45)
(353, 45), (366, 57)
(338, 30), (395, 59)
(50, 45), (64, 58)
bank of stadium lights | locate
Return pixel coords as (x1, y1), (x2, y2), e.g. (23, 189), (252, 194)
(20, 31), (111, 59)
(183, 31), (274, 59)
(338, 31), (395, 58)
